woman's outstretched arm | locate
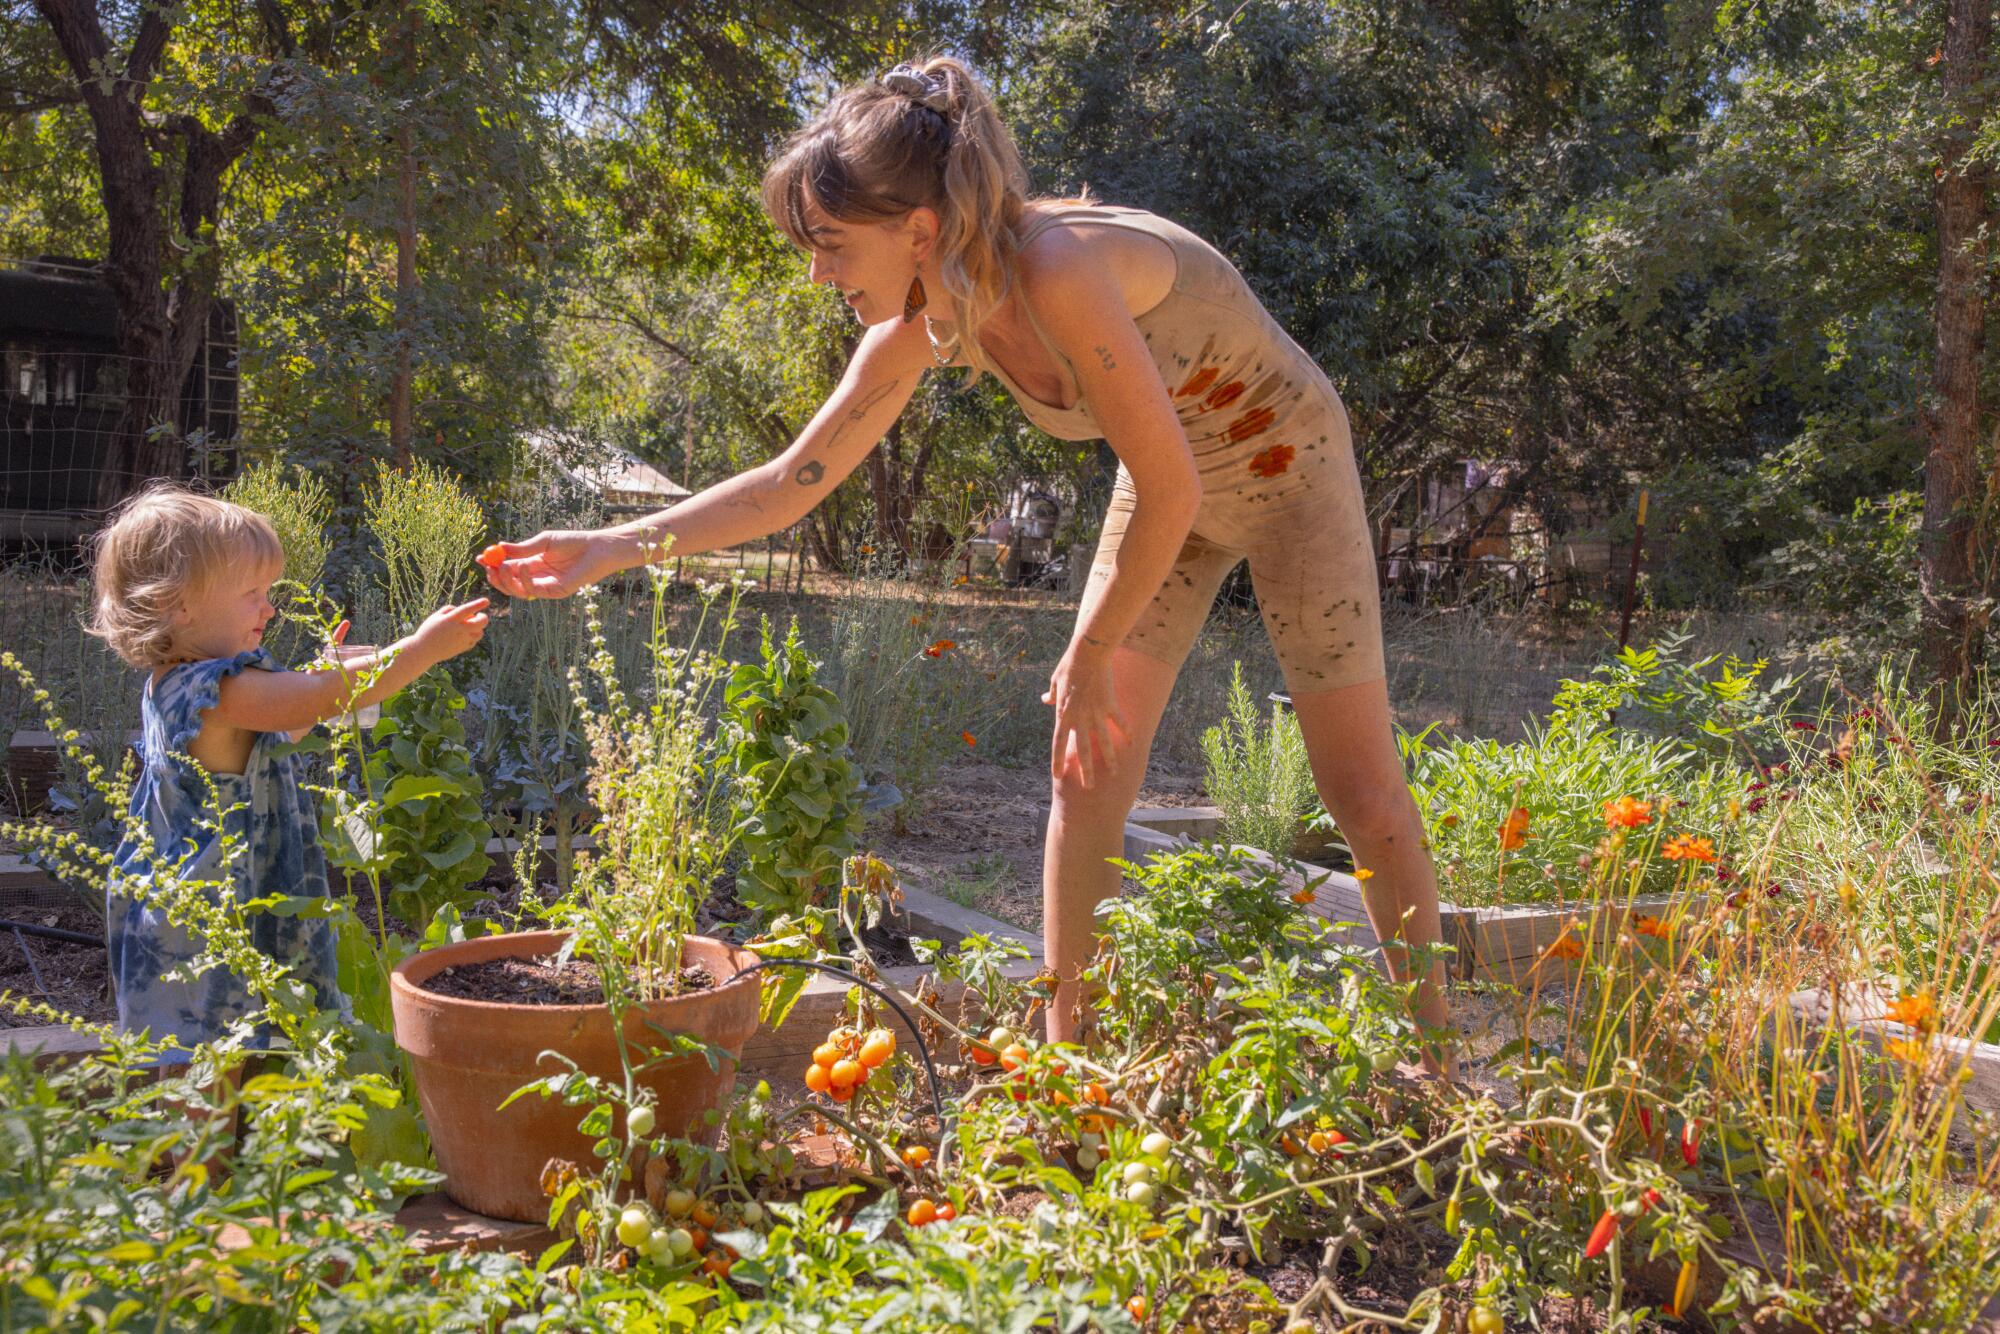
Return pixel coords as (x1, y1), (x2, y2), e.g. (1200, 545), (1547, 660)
(483, 318), (932, 599)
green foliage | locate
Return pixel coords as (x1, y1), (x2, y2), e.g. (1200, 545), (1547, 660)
(724, 618), (865, 925)
(1404, 651), (1739, 907)
(324, 676), (493, 931)
(1199, 663), (1318, 861)
(1579, 632), (1798, 761)
(225, 460), (334, 594)
(363, 460), (485, 634)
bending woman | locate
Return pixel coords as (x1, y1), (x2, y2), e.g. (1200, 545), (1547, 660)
(483, 57), (1451, 1054)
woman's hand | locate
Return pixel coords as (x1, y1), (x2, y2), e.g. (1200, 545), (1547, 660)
(1042, 640), (1129, 789)
(477, 530), (622, 600)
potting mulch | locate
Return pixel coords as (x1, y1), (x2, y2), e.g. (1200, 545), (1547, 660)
(418, 953), (719, 1006)
(0, 899), (113, 1028)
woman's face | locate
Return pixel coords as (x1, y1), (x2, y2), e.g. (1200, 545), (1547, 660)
(798, 193), (936, 327)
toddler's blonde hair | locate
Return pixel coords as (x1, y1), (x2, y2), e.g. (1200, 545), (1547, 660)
(89, 482), (284, 668)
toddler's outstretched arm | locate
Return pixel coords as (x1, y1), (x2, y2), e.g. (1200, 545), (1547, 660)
(206, 599), (491, 736)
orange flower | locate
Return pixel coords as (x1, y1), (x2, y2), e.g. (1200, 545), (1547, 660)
(1247, 444), (1296, 479)
(1542, 932), (1586, 962)
(1884, 1037), (1928, 1065)
(1499, 807), (1531, 851)
(1176, 366), (1220, 398)
(1661, 834), (1717, 863)
(1226, 406), (1278, 443)
(1881, 991), (1937, 1033)
(1603, 796), (1653, 829)
(922, 639), (956, 659)
(909, 615), (924, 626)
(961, 730), (977, 747)
(1289, 886), (1317, 906)
(952, 575), (969, 586)
(1353, 867), (1374, 881)
(1203, 380), (1246, 411)
(1634, 915), (1672, 940)
(1438, 813), (1460, 828)
(860, 544), (875, 555)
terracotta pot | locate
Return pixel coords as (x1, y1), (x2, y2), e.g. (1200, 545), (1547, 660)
(390, 930), (761, 1222)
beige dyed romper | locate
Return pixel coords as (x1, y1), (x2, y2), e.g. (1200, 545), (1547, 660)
(962, 205), (1385, 694)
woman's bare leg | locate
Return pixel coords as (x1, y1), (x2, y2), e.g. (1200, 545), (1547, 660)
(1043, 646), (1182, 1043)
(1289, 677), (1454, 1071)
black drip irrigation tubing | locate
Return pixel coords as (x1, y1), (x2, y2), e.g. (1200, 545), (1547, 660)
(0, 917), (101, 948)
(727, 957), (954, 1176)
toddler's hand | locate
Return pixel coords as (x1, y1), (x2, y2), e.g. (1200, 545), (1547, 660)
(412, 598), (491, 663)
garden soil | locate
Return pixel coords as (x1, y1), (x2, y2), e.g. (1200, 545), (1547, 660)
(871, 756), (1210, 935)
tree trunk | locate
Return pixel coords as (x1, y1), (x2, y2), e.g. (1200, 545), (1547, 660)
(388, 9), (419, 466)
(1921, 0), (1994, 733)
(32, 0), (274, 510)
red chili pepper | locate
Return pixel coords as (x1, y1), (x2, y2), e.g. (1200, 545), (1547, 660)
(1640, 1188), (1661, 1213)
(1681, 1121), (1700, 1168)
(1638, 1106), (1653, 1139)
(1584, 1208), (1621, 1259)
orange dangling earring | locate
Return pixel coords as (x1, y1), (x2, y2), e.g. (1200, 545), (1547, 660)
(903, 273), (927, 324)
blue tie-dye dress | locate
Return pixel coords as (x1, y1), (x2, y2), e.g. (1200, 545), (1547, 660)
(107, 648), (345, 1059)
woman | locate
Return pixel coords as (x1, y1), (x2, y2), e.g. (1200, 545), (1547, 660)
(482, 57), (1450, 1053)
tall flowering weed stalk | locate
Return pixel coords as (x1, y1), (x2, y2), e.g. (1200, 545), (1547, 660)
(556, 558), (750, 1000)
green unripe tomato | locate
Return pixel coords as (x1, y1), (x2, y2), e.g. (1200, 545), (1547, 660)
(666, 1227), (695, 1258)
(627, 1105), (655, 1139)
(1371, 1048), (1399, 1073)
(664, 1189), (696, 1218)
(1121, 1160), (1154, 1186)
(1125, 1181), (1157, 1208)
(1467, 1306), (1505, 1334)
(1077, 1145), (1102, 1171)
(1139, 1131), (1173, 1158)
(646, 1227), (673, 1260)
(616, 1205), (652, 1249)
(741, 1200), (766, 1227)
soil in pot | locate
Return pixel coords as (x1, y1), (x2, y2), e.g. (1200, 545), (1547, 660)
(418, 953), (716, 1006)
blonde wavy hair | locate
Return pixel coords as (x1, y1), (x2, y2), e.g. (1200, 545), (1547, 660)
(89, 483), (284, 668)
(762, 55), (1071, 367)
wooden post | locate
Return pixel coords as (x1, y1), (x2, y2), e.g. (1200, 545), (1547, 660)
(1616, 489), (1649, 651)
(764, 534), (775, 589)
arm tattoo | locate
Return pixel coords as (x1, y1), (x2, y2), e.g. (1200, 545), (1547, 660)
(1093, 344), (1117, 372)
(798, 378), (904, 487)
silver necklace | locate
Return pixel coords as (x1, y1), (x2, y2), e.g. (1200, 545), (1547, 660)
(923, 316), (959, 369)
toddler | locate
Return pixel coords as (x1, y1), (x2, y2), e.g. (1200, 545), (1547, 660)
(90, 483), (490, 1059)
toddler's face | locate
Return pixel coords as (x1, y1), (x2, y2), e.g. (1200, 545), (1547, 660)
(175, 557), (282, 662)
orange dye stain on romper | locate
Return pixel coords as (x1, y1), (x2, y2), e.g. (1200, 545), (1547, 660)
(1176, 367), (1220, 398)
(1203, 380), (1246, 411)
(1247, 444), (1296, 479)
(1227, 406), (1278, 443)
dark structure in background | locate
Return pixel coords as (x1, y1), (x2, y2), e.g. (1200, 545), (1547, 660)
(0, 257), (238, 546)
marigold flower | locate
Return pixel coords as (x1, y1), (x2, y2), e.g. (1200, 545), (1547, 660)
(1498, 806), (1531, 850)
(1881, 991), (1937, 1033)
(1884, 1037), (1928, 1065)
(1634, 915), (1672, 940)
(953, 575), (969, 586)
(1602, 796), (1652, 829)
(1353, 867), (1374, 881)
(960, 730), (977, 747)
(1542, 932), (1585, 962)
(1661, 834), (1717, 863)
(1289, 886), (1317, 906)
(922, 639), (956, 659)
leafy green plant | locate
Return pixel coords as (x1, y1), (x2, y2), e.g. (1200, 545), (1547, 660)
(1199, 662), (1318, 860)
(324, 676), (493, 931)
(724, 617), (865, 926)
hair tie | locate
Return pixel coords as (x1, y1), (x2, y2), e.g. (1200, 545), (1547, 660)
(881, 63), (950, 114)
